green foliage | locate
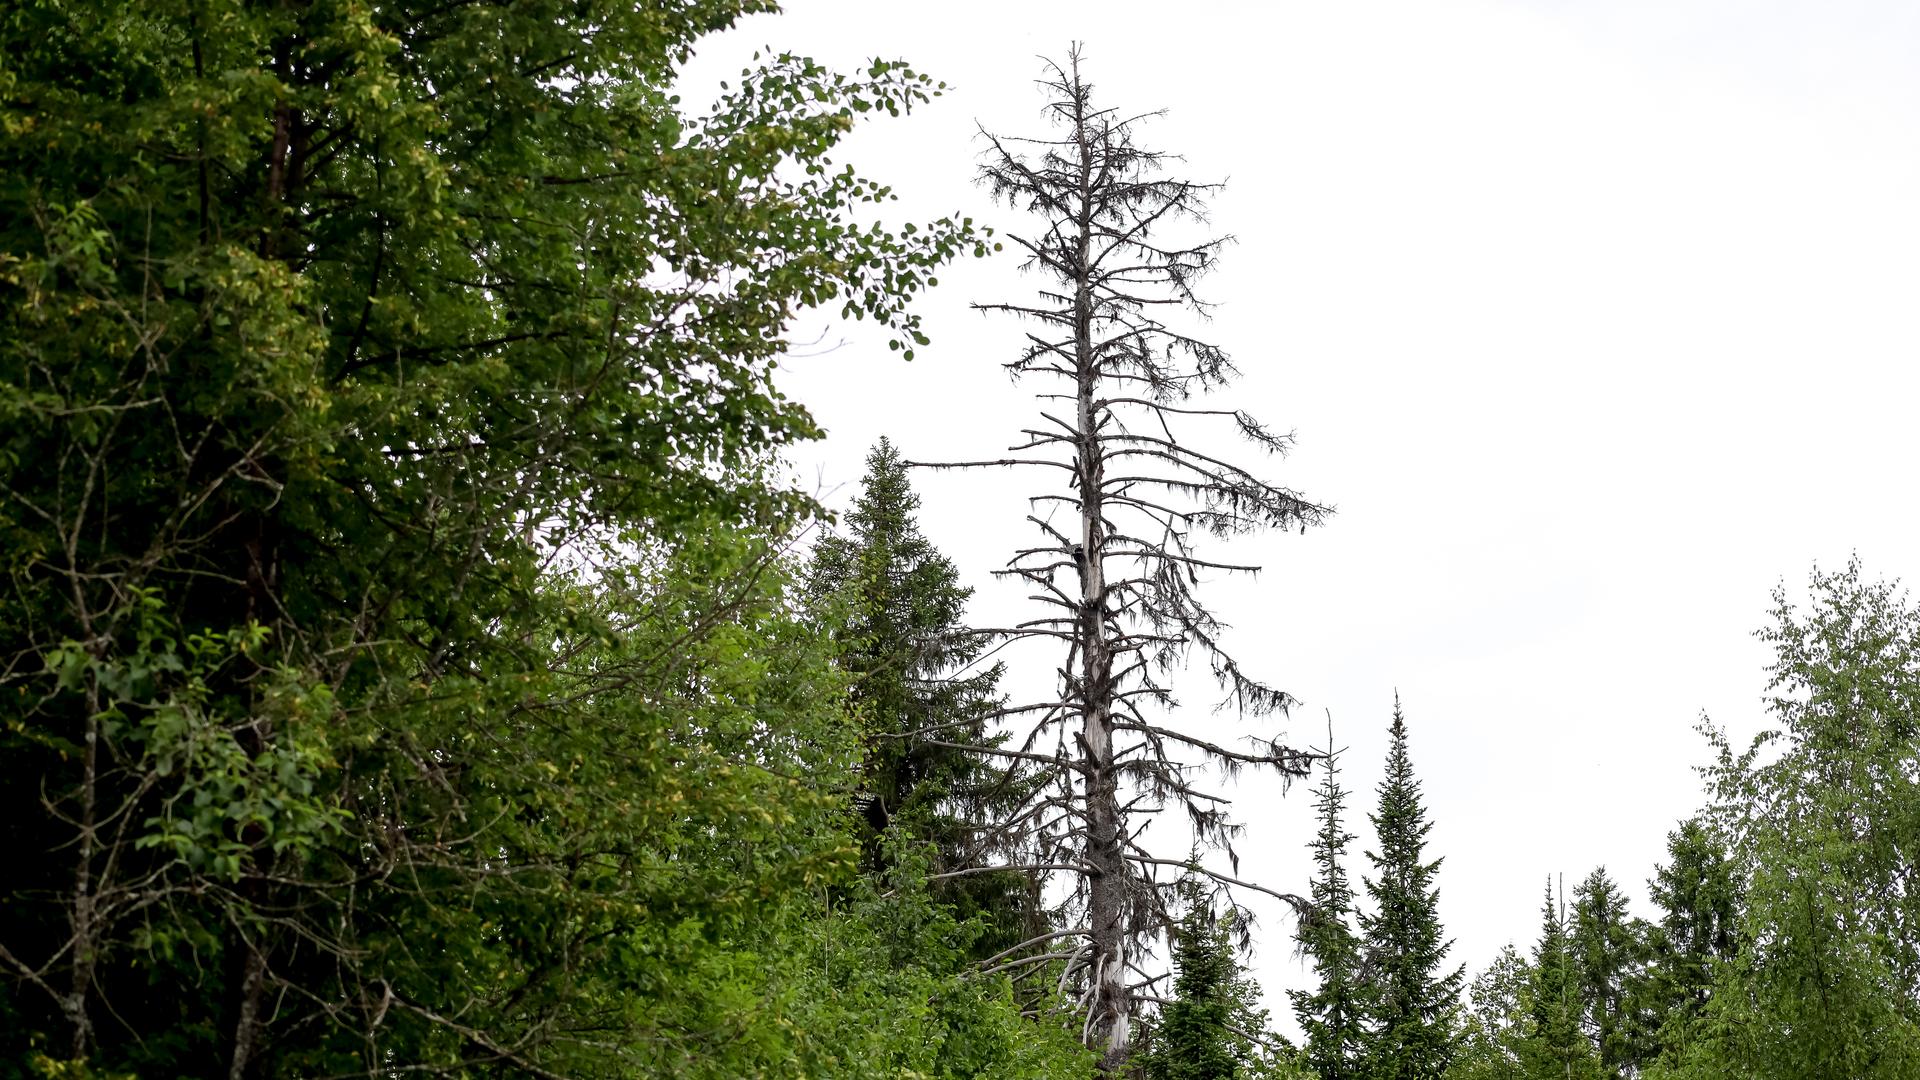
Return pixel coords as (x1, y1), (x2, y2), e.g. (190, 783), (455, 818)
(1517, 882), (1603, 1080)
(634, 835), (1093, 1080)
(1567, 868), (1644, 1078)
(1358, 698), (1462, 1080)
(811, 438), (1003, 834)
(807, 438), (1038, 957)
(1292, 742), (1365, 1080)
(0, 0), (996, 1072)
(1142, 884), (1293, 1080)
(1657, 560), (1920, 1079)
(1625, 819), (1740, 1071)
(1445, 945), (1530, 1080)
(1145, 890), (1244, 1080)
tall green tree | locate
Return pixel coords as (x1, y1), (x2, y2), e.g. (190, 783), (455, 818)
(808, 437), (1036, 956)
(1359, 697), (1462, 1080)
(1569, 868), (1644, 1078)
(1627, 819), (1740, 1069)
(1659, 561), (1920, 1079)
(1292, 736), (1365, 1080)
(0, 0), (985, 1072)
(810, 438), (1007, 845)
(1146, 888), (1244, 1080)
(1518, 881), (1603, 1080)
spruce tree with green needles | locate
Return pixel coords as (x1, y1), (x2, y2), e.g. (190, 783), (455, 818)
(1358, 696), (1462, 1080)
(1292, 729), (1365, 1080)
(1520, 879), (1603, 1080)
(811, 439), (1001, 843)
(809, 438), (1037, 956)
(1569, 867), (1644, 1078)
(1146, 886), (1244, 1080)
(1627, 817), (1740, 1067)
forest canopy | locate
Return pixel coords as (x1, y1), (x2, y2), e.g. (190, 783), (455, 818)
(3, 2), (1917, 1079)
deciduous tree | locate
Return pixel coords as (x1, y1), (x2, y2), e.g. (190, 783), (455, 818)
(0, 0), (984, 1072)
(1667, 561), (1920, 1078)
(1447, 945), (1531, 1080)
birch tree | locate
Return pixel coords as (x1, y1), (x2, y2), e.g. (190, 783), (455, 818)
(919, 46), (1328, 1071)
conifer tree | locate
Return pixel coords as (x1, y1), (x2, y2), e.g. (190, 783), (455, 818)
(1519, 880), (1602, 1080)
(1568, 868), (1643, 1078)
(809, 438), (1035, 954)
(1147, 886), (1243, 1080)
(1629, 817), (1740, 1064)
(1146, 881), (1300, 1080)
(810, 439), (1004, 847)
(1292, 730), (1365, 1080)
(1358, 696), (1462, 1080)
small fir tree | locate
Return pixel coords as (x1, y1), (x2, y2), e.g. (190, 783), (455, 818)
(1569, 868), (1643, 1078)
(1147, 886), (1243, 1080)
(1291, 730), (1365, 1080)
(1358, 696), (1463, 1080)
(1519, 880), (1602, 1080)
(1627, 817), (1740, 1066)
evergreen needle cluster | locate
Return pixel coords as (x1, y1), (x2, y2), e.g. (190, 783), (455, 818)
(1293, 699), (1460, 1080)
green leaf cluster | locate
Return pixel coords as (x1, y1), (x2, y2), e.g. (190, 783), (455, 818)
(0, 0), (1051, 1074)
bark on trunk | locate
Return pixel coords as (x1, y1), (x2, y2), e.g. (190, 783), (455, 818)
(1071, 87), (1130, 1071)
(65, 698), (99, 1060)
(227, 942), (268, 1080)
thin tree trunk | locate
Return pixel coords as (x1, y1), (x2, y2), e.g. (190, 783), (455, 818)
(228, 942), (268, 1080)
(66, 697), (99, 1060)
(64, 488), (105, 1060)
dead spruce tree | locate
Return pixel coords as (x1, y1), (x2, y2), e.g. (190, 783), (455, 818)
(915, 48), (1329, 1071)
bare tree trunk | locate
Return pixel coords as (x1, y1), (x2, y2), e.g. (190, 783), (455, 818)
(66, 698), (98, 1060)
(228, 943), (268, 1080)
(63, 503), (105, 1061)
(1072, 94), (1130, 1066)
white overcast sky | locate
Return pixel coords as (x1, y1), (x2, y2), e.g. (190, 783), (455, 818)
(685, 0), (1920, 1030)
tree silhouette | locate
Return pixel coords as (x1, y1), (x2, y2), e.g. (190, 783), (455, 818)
(917, 45), (1328, 1070)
